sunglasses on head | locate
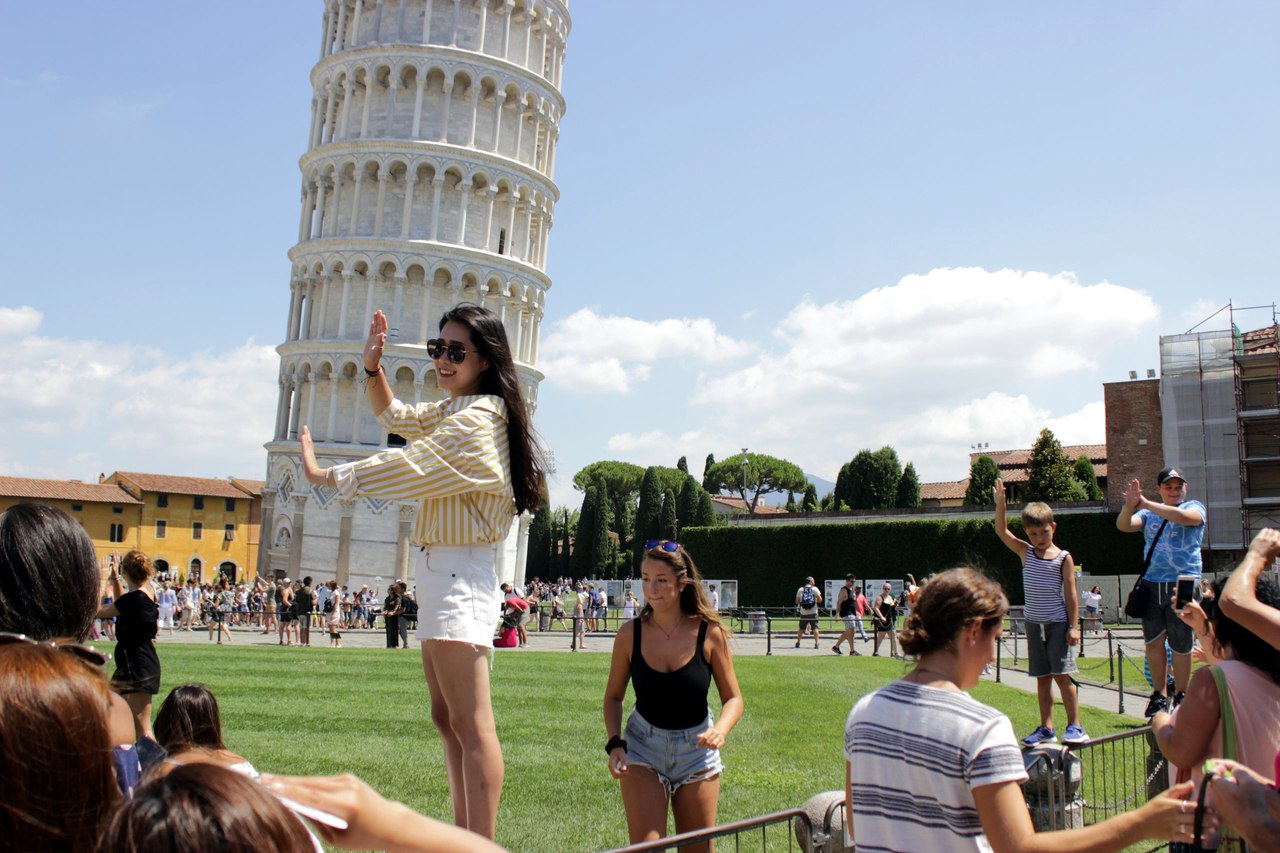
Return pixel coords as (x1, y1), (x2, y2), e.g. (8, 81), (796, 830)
(645, 540), (680, 552)
(0, 631), (111, 668)
(426, 339), (474, 364)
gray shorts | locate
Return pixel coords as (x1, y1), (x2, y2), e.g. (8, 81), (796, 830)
(842, 615), (860, 630)
(1025, 620), (1077, 678)
(1141, 579), (1195, 654)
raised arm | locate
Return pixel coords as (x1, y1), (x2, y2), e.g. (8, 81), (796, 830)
(1118, 479), (1203, 529)
(363, 310), (392, 417)
(1116, 479), (1146, 532)
(1219, 529), (1280, 648)
(993, 481), (1027, 557)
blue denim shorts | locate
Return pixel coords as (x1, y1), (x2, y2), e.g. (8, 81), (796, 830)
(624, 709), (723, 794)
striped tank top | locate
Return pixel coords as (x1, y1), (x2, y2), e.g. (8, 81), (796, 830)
(1022, 545), (1069, 623)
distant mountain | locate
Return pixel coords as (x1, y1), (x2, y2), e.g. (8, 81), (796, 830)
(755, 471), (836, 507)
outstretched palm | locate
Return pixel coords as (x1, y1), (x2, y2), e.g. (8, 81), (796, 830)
(364, 310), (388, 372)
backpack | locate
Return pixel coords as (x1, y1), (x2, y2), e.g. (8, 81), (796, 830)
(323, 597), (334, 614)
(800, 586), (817, 609)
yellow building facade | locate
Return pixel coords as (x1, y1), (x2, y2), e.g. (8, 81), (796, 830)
(0, 477), (143, 572)
(104, 472), (263, 584)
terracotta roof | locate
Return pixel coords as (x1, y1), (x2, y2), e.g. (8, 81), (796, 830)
(1240, 324), (1279, 355)
(973, 444), (1106, 469)
(710, 495), (789, 514)
(229, 478), (266, 497)
(0, 476), (141, 504)
(111, 471), (250, 499)
(920, 480), (968, 500)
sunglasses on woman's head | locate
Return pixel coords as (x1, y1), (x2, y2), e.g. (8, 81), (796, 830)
(645, 540), (680, 552)
(426, 339), (474, 364)
(0, 631), (111, 667)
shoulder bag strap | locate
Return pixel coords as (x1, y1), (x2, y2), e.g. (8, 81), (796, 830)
(1138, 519), (1170, 581)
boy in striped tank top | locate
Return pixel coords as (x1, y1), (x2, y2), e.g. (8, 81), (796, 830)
(995, 482), (1088, 745)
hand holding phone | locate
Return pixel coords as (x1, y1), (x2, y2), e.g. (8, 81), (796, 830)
(1174, 575), (1198, 612)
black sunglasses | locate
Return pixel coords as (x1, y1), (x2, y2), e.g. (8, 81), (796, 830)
(644, 540), (680, 552)
(426, 339), (475, 364)
(0, 631), (111, 667)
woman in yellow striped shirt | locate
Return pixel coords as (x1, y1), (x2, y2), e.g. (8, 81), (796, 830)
(300, 305), (545, 840)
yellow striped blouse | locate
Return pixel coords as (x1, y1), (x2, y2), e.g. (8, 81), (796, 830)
(330, 395), (516, 545)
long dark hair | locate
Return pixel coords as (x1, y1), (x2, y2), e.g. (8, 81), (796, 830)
(0, 643), (119, 849)
(0, 503), (101, 641)
(155, 683), (227, 752)
(440, 303), (546, 513)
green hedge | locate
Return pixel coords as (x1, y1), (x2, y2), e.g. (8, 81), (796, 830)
(681, 511), (1144, 607)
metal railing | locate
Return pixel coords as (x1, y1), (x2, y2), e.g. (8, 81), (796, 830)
(1025, 725), (1168, 853)
(602, 808), (815, 853)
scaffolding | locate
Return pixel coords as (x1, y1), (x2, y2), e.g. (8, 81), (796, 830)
(1160, 327), (1243, 551)
(1233, 308), (1280, 545)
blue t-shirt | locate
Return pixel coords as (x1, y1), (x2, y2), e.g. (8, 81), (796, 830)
(1137, 500), (1206, 581)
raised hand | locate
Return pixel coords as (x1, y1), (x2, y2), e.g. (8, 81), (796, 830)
(1123, 479), (1144, 508)
(364, 310), (388, 373)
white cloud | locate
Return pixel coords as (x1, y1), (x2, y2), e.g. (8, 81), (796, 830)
(0, 307), (277, 480)
(0, 306), (42, 337)
(539, 308), (754, 394)
(696, 267), (1159, 409)
(548, 268), (1149, 491)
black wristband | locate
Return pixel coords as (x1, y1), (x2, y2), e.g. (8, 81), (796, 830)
(605, 735), (627, 755)
(364, 365), (382, 377)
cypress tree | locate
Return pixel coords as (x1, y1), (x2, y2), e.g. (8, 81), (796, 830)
(660, 490), (678, 541)
(702, 453), (717, 492)
(896, 463), (922, 508)
(1073, 455), (1104, 501)
(964, 456), (1001, 506)
(634, 467), (663, 569)
(677, 456), (688, 474)
(1027, 428), (1086, 502)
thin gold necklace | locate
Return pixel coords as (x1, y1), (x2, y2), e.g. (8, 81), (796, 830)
(649, 615), (682, 640)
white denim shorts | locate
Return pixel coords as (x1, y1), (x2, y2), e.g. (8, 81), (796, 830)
(414, 544), (500, 647)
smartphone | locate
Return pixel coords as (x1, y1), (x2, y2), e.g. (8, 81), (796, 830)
(1174, 575), (1197, 612)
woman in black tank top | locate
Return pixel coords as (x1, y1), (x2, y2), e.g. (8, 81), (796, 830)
(603, 541), (744, 851)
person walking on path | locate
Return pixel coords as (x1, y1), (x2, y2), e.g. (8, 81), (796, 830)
(1116, 467), (1207, 717)
(994, 482), (1087, 746)
(831, 574), (862, 656)
(300, 305), (545, 839)
(871, 583), (899, 658)
(794, 576), (822, 649)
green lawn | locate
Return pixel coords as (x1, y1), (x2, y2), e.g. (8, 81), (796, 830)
(109, 643), (1147, 853)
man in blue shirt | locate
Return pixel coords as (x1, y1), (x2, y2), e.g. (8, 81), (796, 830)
(1116, 467), (1207, 717)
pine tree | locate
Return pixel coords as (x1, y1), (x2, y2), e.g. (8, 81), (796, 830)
(696, 489), (717, 526)
(964, 456), (1001, 506)
(634, 467), (663, 570)
(526, 499), (551, 578)
(658, 490), (678, 541)
(1027, 428), (1086, 502)
(560, 510), (572, 575)
(1073, 455), (1104, 501)
(678, 476), (701, 530)
(896, 462), (921, 508)
(574, 487), (599, 575)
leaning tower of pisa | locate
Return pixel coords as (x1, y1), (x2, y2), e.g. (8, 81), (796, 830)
(260, 0), (569, 588)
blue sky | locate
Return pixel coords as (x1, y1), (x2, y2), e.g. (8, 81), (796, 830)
(2, 1), (1278, 511)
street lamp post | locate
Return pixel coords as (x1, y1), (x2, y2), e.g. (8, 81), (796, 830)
(741, 447), (749, 514)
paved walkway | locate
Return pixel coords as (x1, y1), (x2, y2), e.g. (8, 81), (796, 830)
(150, 621), (1156, 718)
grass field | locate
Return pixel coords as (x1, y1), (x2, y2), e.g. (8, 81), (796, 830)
(105, 642), (1147, 853)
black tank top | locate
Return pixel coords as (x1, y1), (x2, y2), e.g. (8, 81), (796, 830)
(631, 618), (712, 730)
(838, 589), (855, 617)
